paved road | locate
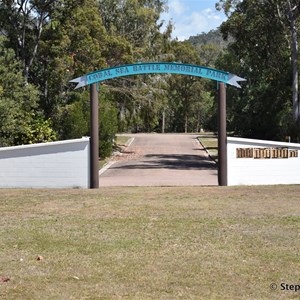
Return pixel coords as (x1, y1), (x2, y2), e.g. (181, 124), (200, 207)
(99, 133), (218, 186)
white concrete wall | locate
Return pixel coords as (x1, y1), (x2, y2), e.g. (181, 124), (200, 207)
(0, 138), (90, 188)
(227, 137), (300, 186)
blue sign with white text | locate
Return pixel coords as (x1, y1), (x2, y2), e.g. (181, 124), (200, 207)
(70, 62), (245, 89)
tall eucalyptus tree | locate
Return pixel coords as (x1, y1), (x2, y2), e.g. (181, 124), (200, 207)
(216, 0), (300, 124)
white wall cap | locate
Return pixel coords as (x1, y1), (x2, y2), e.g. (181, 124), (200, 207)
(0, 137), (90, 152)
(227, 137), (300, 149)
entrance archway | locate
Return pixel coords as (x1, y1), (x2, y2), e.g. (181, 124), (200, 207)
(70, 62), (245, 188)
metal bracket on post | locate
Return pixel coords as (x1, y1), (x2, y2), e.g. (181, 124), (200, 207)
(218, 82), (228, 186)
(90, 83), (99, 188)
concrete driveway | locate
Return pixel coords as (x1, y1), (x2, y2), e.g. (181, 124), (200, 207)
(99, 133), (218, 186)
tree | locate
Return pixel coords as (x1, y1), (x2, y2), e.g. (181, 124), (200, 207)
(216, 0), (300, 140)
(37, 0), (113, 118)
(164, 40), (210, 133)
(99, 0), (168, 60)
(0, 0), (57, 82)
(0, 37), (55, 146)
(217, 0), (300, 125)
(98, 0), (172, 134)
(284, 0), (299, 122)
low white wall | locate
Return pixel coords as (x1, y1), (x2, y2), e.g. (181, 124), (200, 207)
(0, 138), (90, 188)
(227, 137), (300, 186)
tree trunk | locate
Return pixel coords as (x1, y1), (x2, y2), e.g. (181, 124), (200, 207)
(287, 0), (299, 123)
(24, 13), (45, 83)
(196, 112), (200, 133)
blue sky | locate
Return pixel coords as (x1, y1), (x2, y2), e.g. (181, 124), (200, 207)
(160, 0), (227, 41)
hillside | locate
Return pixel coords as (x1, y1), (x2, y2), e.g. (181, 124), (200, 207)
(185, 28), (233, 67)
(187, 28), (231, 49)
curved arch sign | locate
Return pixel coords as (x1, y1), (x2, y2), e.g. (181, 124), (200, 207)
(70, 62), (246, 189)
(70, 62), (246, 89)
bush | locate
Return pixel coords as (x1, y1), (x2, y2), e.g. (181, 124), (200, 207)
(59, 93), (89, 140)
(99, 98), (118, 159)
(58, 87), (118, 159)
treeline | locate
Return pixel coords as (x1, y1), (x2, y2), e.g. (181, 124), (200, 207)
(0, 0), (215, 157)
(216, 0), (300, 141)
(0, 0), (299, 158)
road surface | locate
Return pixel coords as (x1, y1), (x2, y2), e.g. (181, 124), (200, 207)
(99, 133), (218, 186)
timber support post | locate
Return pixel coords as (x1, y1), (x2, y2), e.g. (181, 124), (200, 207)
(90, 83), (99, 188)
(218, 82), (228, 186)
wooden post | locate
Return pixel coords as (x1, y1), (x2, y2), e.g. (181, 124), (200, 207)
(90, 83), (99, 188)
(218, 82), (228, 186)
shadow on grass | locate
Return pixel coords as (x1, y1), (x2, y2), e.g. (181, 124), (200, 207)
(205, 146), (218, 151)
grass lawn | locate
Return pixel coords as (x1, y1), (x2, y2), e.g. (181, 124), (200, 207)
(198, 133), (218, 162)
(1, 186), (300, 299)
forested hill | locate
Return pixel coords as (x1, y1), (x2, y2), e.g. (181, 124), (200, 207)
(187, 29), (231, 49)
(184, 28), (232, 69)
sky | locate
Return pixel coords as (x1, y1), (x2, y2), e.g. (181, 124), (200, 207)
(160, 0), (227, 41)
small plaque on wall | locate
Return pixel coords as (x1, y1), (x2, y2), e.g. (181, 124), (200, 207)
(236, 147), (298, 159)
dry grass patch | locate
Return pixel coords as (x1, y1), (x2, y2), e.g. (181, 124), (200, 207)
(1, 186), (300, 299)
(198, 134), (218, 162)
(115, 135), (132, 146)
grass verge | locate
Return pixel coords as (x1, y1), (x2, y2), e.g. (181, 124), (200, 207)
(99, 135), (131, 168)
(115, 135), (132, 146)
(1, 186), (300, 299)
(198, 133), (218, 162)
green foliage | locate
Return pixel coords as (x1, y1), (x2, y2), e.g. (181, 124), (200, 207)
(20, 118), (57, 145)
(96, 0), (172, 135)
(215, 0), (299, 140)
(0, 37), (55, 147)
(58, 88), (118, 159)
(59, 92), (90, 140)
(99, 0), (168, 59)
(37, 0), (111, 118)
(8, 0), (300, 154)
(0, 0), (172, 152)
(161, 40), (215, 133)
(99, 92), (118, 159)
